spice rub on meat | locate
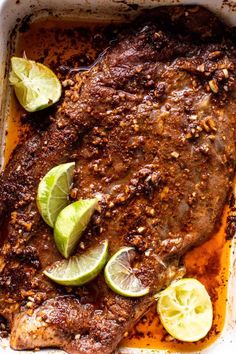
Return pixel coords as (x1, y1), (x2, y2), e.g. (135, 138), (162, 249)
(0, 5), (236, 354)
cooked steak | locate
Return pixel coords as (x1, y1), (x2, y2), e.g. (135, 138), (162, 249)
(0, 5), (236, 354)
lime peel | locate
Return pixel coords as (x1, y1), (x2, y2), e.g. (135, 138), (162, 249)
(44, 240), (109, 286)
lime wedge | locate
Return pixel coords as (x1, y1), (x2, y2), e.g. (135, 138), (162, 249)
(54, 199), (99, 258)
(9, 57), (62, 112)
(157, 278), (213, 342)
(104, 247), (149, 297)
(44, 240), (108, 286)
(37, 162), (75, 228)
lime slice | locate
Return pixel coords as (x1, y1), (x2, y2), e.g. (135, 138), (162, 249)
(9, 57), (62, 112)
(157, 278), (213, 342)
(54, 198), (99, 258)
(104, 247), (149, 297)
(37, 162), (75, 228)
(44, 240), (108, 286)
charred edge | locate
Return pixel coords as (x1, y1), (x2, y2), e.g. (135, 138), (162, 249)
(226, 214), (236, 240)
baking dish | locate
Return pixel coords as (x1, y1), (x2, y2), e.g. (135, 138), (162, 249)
(0, 0), (235, 353)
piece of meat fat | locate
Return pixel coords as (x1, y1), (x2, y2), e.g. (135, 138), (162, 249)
(0, 5), (236, 354)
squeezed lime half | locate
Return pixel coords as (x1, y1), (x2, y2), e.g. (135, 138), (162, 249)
(9, 57), (62, 112)
(157, 278), (213, 342)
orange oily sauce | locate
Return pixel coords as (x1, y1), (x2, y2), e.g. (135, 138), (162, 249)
(3, 98), (24, 167)
(122, 208), (231, 351)
(5, 19), (231, 351)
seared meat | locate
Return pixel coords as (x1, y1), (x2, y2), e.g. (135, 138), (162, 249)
(0, 5), (236, 354)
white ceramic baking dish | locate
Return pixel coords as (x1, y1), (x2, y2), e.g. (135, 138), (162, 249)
(0, 0), (235, 353)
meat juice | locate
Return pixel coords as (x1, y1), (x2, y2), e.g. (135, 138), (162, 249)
(4, 19), (232, 351)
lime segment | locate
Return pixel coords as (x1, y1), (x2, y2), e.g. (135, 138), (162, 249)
(54, 198), (99, 258)
(44, 240), (108, 286)
(104, 247), (149, 297)
(157, 278), (213, 342)
(37, 162), (75, 227)
(9, 57), (62, 112)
